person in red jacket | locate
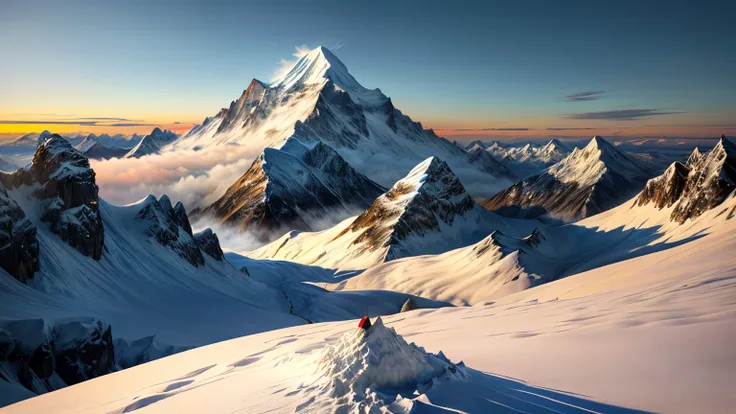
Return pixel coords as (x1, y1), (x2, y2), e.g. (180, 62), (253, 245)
(358, 316), (371, 330)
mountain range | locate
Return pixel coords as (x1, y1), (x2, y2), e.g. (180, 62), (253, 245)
(1, 46), (735, 412)
(481, 136), (659, 221)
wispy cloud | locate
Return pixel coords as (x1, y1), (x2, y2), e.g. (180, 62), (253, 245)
(448, 127), (529, 131)
(0, 118), (154, 127)
(108, 122), (157, 127)
(545, 127), (600, 131)
(11, 113), (77, 117)
(565, 91), (605, 102)
(565, 109), (682, 121)
(270, 44), (312, 81)
(73, 117), (135, 121)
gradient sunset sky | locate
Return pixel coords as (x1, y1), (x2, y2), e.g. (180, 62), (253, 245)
(1, 0), (734, 141)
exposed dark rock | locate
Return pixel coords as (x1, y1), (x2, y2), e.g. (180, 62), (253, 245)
(400, 297), (419, 312)
(0, 318), (186, 402)
(136, 195), (204, 267)
(295, 82), (369, 149)
(194, 228), (224, 261)
(671, 136), (736, 223)
(54, 320), (115, 386)
(0, 319), (115, 396)
(0, 185), (39, 282)
(633, 137), (736, 223)
(173, 202), (193, 236)
(339, 157), (482, 262)
(637, 162), (690, 209)
(0, 135), (104, 260)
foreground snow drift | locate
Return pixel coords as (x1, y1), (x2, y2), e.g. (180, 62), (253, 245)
(295, 317), (462, 413)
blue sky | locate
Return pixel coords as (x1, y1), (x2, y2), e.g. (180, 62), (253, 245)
(1, 0), (734, 138)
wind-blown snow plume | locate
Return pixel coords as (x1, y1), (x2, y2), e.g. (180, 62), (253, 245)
(271, 44), (312, 82)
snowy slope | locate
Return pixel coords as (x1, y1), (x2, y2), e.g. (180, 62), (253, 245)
(326, 228), (557, 305)
(192, 137), (384, 241)
(322, 189), (735, 305)
(172, 46), (515, 198)
(248, 157), (533, 270)
(7, 211), (735, 413)
(0, 140), (312, 403)
(483, 136), (657, 221)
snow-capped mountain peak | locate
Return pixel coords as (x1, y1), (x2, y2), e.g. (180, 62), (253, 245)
(548, 135), (646, 185)
(539, 138), (568, 156)
(686, 146), (704, 168)
(464, 140), (488, 152)
(176, 46), (516, 204)
(271, 46), (357, 91)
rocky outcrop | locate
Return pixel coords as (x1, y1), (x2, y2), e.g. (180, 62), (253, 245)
(635, 137), (736, 223)
(0, 135), (104, 259)
(400, 297), (418, 312)
(0, 185), (39, 282)
(0, 318), (115, 397)
(0, 318), (187, 402)
(637, 162), (690, 209)
(194, 228), (224, 261)
(337, 157), (490, 262)
(672, 137), (736, 222)
(173, 202), (193, 235)
(136, 195), (204, 267)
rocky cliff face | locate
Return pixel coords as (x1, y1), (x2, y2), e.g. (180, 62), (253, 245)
(194, 229), (225, 261)
(0, 135), (104, 259)
(637, 162), (690, 209)
(136, 195), (204, 267)
(338, 156), (494, 262)
(636, 136), (736, 223)
(0, 318), (187, 402)
(0, 185), (39, 282)
(136, 195), (226, 266)
(0, 318), (115, 397)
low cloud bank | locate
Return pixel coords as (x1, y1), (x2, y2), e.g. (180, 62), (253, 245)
(91, 144), (262, 209)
